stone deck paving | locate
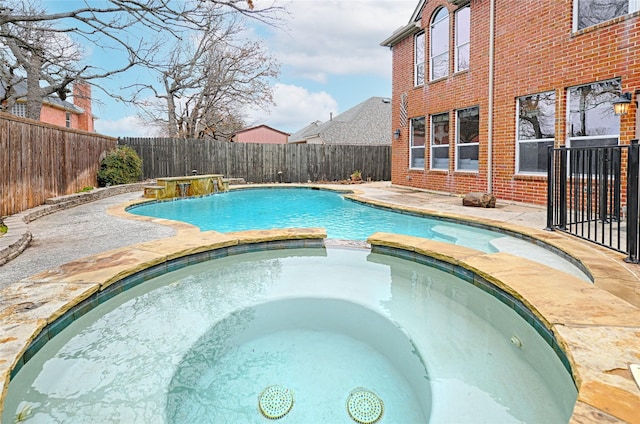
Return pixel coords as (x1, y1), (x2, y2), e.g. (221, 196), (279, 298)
(0, 182), (639, 423)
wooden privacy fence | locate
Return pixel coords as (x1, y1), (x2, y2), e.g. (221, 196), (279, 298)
(120, 138), (391, 183)
(0, 113), (117, 217)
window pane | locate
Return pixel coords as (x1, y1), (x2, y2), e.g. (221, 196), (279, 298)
(518, 91), (556, 140)
(456, 6), (470, 71)
(411, 117), (426, 147)
(411, 147), (425, 168)
(568, 79), (620, 138)
(411, 117), (426, 168)
(458, 145), (479, 170)
(431, 113), (449, 169)
(415, 32), (425, 62)
(518, 140), (553, 173)
(431, 52), (449, 80)
(432, 114), (449, 145)
(457, 107), (479, 144)
(456, 43), (469, 72)
(432, 146), (449, 169)
(431, 20), (449, 56)
(430, 8), (449, 80)
(577, 0), (628, 30)
(415, 32), (425, 86)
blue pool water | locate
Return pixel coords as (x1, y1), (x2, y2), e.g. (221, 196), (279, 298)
(131, 188), (505, 251)
(129, 188), (591, 281)
(2, 248), (577, 423)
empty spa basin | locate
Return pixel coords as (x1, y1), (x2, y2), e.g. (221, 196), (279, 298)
(3, 248), (577, 423)
(128, 187), (591, 282)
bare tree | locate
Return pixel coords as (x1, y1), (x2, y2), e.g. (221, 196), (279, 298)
(136, 10), (280, 140)
(0, 0), (282, 120)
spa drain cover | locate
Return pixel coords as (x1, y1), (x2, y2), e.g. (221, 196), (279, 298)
(258, 385), (294, 419)
(346, 388), (384, 424)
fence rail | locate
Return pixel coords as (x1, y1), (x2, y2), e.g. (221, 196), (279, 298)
(0, 113), (117, 217)
(546, 141), (640, 263)
(120, 138), (391, 183)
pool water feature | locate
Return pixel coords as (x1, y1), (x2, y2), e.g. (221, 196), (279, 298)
(129, 187), (591, 282)
(3, 247), (577, 423)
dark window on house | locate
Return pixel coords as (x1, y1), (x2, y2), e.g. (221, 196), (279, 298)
(567, 79), (621, 175)
(66, 112), (71, 128)
(575, 0), (638, 31)
(567, 79), (620, 148)
(517, 91), (555, 174)
(410, 117), (426, 169)
(431, 113), (449, 170)
(456, 107), (479, 171)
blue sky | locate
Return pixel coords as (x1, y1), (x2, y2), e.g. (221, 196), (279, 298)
(49, 1), (417, 137)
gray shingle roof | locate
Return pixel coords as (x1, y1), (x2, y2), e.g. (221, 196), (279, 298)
(0, 79), (84, 114)
(290, 97), (392, 145)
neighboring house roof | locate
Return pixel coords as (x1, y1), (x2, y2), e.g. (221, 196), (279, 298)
(289, 120), (322, 143)
(291, 97), (392, 145)
(0, 80), (84, 114)
(233, 124), (290, 137)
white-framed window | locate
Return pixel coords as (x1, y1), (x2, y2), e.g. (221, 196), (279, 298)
(430, 7), (449, 81)
(11, 103), (26, 118)
(415, 31), (425, 86)
(65, 112), (71, 128)
(410, 116), (426, 169)
(567, 79), (621, 148)
(431, 113), (449, 170)
(516, 91), (555, 174)
(574, 0), (640, 31)
(455, 106), (479, 171)
(455, 6), (470, 72)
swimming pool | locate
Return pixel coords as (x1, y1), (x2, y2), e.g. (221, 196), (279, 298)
(2, 247), (577, 423)
(129, 187), (591, 282)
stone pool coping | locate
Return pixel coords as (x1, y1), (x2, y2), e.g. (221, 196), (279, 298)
(0, 185), (639, 423)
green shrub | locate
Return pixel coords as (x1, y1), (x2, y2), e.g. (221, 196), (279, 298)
(97, 146), (143, 187)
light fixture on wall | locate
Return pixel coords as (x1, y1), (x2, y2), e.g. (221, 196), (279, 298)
(613, 92), (632, 116)
(394, 129), (401, 140)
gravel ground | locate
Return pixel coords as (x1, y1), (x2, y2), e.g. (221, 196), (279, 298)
(0, 192), (175, 289)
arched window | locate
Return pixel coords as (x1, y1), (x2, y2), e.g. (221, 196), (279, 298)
(430, 7), (449, 80)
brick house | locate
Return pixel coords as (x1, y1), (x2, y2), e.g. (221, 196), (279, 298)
(1, 81), (94, 132)
(381, 0), (640, 204)
(231, 125), (290, 144)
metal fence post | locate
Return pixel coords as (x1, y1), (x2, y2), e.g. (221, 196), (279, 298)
(559, 146), (567, 230)
(626, 139), (639, 263)
(545, 145), (555, 230)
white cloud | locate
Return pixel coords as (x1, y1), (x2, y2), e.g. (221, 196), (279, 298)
(245, 83), (338, 133)
(267, 1), (415, 81)
(95, 115), (153, 138)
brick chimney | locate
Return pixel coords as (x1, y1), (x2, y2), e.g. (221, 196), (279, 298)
(73, 81), (93, 132)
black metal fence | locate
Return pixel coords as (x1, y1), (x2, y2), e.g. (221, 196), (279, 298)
(119, 137), (391, 183)
(546, 140), (640, 263)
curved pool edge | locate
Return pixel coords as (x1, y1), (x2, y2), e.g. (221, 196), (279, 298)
(116, 183), (640, 310)
(366, 232), (640, 423)
(0, 229), (638, 422)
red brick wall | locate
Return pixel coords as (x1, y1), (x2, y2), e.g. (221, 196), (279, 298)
(73, 82), (94, 132)
(39, 105), (68, 128)
(36, 82), (94, 132)
(390, 0), (640, 205)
